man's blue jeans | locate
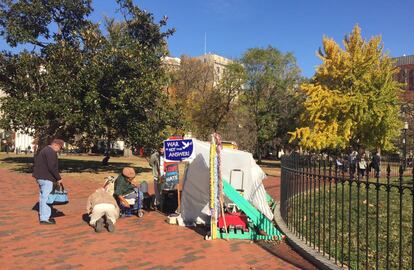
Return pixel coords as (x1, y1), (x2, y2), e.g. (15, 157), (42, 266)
(36, 179), (53, 221)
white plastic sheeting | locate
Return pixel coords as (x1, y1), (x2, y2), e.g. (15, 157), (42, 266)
(180, 139), (273, 225)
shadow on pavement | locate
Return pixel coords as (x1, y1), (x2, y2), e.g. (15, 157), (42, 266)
(187, 225), (209, 238)
(257, 241), (317, 270)
(259, 160), (281, 168)
(32, 202), (66, 218)
(82, 213), (90, 224)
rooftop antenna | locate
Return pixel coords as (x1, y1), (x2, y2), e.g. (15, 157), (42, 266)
(204, 32), (207, 55)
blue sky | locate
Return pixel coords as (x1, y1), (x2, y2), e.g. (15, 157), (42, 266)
(2, 0), (414, 77)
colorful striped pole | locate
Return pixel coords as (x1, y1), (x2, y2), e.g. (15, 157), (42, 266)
(210, 134), (217, 239)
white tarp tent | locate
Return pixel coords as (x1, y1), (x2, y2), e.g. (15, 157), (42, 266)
(180, 139), (273, 225)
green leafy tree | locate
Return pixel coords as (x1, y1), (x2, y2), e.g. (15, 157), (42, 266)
(290, 25), (402, 151)
(241, 46), (301, 162)
(0, 0), (177, 151)
(0, 0), (93, 149)
(0, 0), (93, 47)
(80, 1), (177, 151)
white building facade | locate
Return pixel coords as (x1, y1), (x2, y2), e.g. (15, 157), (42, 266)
(14, 131), (35, 153)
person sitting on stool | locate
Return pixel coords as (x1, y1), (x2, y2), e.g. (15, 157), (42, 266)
(114, 167), (139, 212)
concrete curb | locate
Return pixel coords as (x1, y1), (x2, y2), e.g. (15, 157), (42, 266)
(274, 203), (345, 270)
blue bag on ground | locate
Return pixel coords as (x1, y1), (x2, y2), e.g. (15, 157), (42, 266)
(47, 183), (69, 205)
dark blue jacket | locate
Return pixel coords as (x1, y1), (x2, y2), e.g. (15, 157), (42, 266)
(32, 146), (61, 182)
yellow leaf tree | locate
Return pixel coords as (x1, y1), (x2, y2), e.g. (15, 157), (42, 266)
(290, 25), (402, 151)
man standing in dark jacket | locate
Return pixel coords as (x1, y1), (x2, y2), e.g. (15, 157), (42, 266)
(32, 139), (64, 225)
(149, 147), (164, 209)
(371, 151), (381, 178)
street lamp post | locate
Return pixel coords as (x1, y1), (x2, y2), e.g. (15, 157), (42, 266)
(403, 121), (408, 169)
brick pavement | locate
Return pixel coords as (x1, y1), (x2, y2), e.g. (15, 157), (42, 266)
(0, 168), (315, 270)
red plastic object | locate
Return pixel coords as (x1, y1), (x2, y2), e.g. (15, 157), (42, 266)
(218, 212), (248, 231)
(168, 135), (183, 140)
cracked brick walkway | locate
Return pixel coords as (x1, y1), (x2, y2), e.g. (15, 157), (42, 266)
(0, 168), (315, 270)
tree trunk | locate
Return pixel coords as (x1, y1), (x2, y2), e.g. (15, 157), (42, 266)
(376, 147), (381, 156)
(106, 139), (111, 155)
(257, 143), (262, 164)
(124, 147), (133, 157)
(35, 132), (53, 156)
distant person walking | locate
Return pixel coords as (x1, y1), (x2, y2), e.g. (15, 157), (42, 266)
(32, 139), (65, 225)
(371, 151), (381, 177)
(358, 153), (367, 177)
(349, 150), (358, 175)
(102, 151), (110, 166)
(277, 149), (284, 160)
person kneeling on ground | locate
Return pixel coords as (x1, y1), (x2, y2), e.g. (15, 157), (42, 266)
(114, 167), (139, 211)
(86, 184), (119, 233)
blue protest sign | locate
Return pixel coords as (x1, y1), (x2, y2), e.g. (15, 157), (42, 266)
(164, 139), (194, 162)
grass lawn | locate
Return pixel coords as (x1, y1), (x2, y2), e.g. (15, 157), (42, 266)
(258, 159), (281, 177)
(287, 180), (413, 269)
(0, 152), (159, 186)
(0, 152), (280, 186)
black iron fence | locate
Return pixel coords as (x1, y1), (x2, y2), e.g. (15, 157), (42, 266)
(280, 154), (414, 270)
